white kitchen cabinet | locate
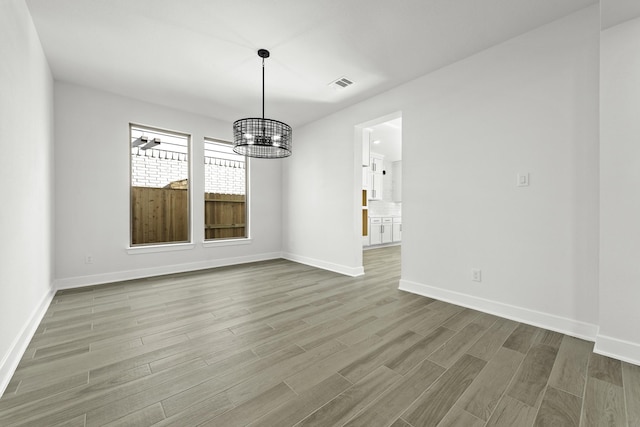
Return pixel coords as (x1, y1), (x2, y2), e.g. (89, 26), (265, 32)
(370, 155), (383, 174)
(369, 218), (382, 245)
(392, 217), (402, 242)
(368, 153), (384, 200)
(370, 173), (383, 200)
(369, 217), (398, 246)
(382, 218), (393, 243)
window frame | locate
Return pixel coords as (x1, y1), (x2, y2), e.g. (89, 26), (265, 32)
(203, 137), (249, 242)
(129, 123), (192, 248)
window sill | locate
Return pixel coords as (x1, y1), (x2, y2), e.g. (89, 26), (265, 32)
(202, 238), (252, 248)
(127, 243), (195, 255)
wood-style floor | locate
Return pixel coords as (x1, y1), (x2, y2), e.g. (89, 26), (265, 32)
(1, 246), (638, 426)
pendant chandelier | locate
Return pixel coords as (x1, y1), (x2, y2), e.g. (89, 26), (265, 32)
(233, 49), (292, 159)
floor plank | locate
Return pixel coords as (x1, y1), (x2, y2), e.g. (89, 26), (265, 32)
(338, 330), (422, 383)
(502, 323), (540, 354)
(0, 246), (637, 427)
(581, 377), (626, 427)
(506, 343), (558, 408)
(101, 403), (165, 427)
(200, 382), (296, 427)
(441, 308), (481, 331)
(51, 414), (87, 427)
(224, 339), (347, 406)
(384, 327), (456, 375)
(533, 386), (581, 427)
(547, 335), (592, 397)
(344, 359), (445, 427)
(250, 374), (351, 427)
(402, 354), (487, 427)
(390, 419), (413, 427)
(457, 347), (524, 421)
(486, 395), (538, 427)
(622, 362), (640, 426)
(466, 317), (518, 361)
(437, 406), (485, 427)
(428, 322), (487, 368)
(588, 353), (623, 387)
(284, 335), (382, 394)
(153, 392), (233, 426)
(296, 366), (401, 426)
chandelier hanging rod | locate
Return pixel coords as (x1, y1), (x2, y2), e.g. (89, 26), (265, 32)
(259, 49), (268, 120)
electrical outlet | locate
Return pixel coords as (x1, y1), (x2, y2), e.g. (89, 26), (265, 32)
(85, 255), (94, 264)
(471, 268), (482, 282)
(517, 173), (530, 187)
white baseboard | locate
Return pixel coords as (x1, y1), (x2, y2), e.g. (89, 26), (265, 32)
(54, 252), (283, 290)
(398, 279), (599, 342)
(0, 287), (55, 398)
(282, 253), (365, 277)
(594, 334), (640, 366)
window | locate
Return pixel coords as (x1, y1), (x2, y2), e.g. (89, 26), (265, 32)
(130, 124), (190, 246)
(204, 138), (247, 240)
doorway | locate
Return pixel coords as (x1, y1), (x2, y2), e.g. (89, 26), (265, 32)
(356, 113), (403, 259)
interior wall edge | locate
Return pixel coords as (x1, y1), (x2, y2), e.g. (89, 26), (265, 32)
(0, 287), (55, 399)
(53, 251), (283, 291)
(282, 253), (365, 277)
(398, 278), (599, 341)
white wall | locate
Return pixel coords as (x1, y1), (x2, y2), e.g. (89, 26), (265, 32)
(0, 0), (55, 395)
(282, 116), (365, 276)
(285, 6), (601, 341)
(598, 16), (640, 364)
(401, 6), (600, 338)
(54, 82), (283, 288)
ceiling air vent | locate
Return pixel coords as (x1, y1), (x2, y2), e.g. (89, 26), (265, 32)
(330, 77), (354, 89)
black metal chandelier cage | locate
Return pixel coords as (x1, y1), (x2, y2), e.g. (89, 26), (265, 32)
(233, 49), (292, 159)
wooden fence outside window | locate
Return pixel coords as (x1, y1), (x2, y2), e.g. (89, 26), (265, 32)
(131, 187), (246, 245)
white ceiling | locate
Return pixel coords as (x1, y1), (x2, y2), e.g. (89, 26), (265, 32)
(601, 0), (640, 29)
(25, 0), (597, 127)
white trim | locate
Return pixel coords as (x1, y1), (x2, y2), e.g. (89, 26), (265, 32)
(398, 278), (598, 341)
(363, 242), (401, 251)
(594, 334), (640, 366)
(282, 253), (365, 277)
(202, 238), (252, 248)
(0, 288), (55, 398)
(127, 243), (195, 255)
(54, 252), (282, 290)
